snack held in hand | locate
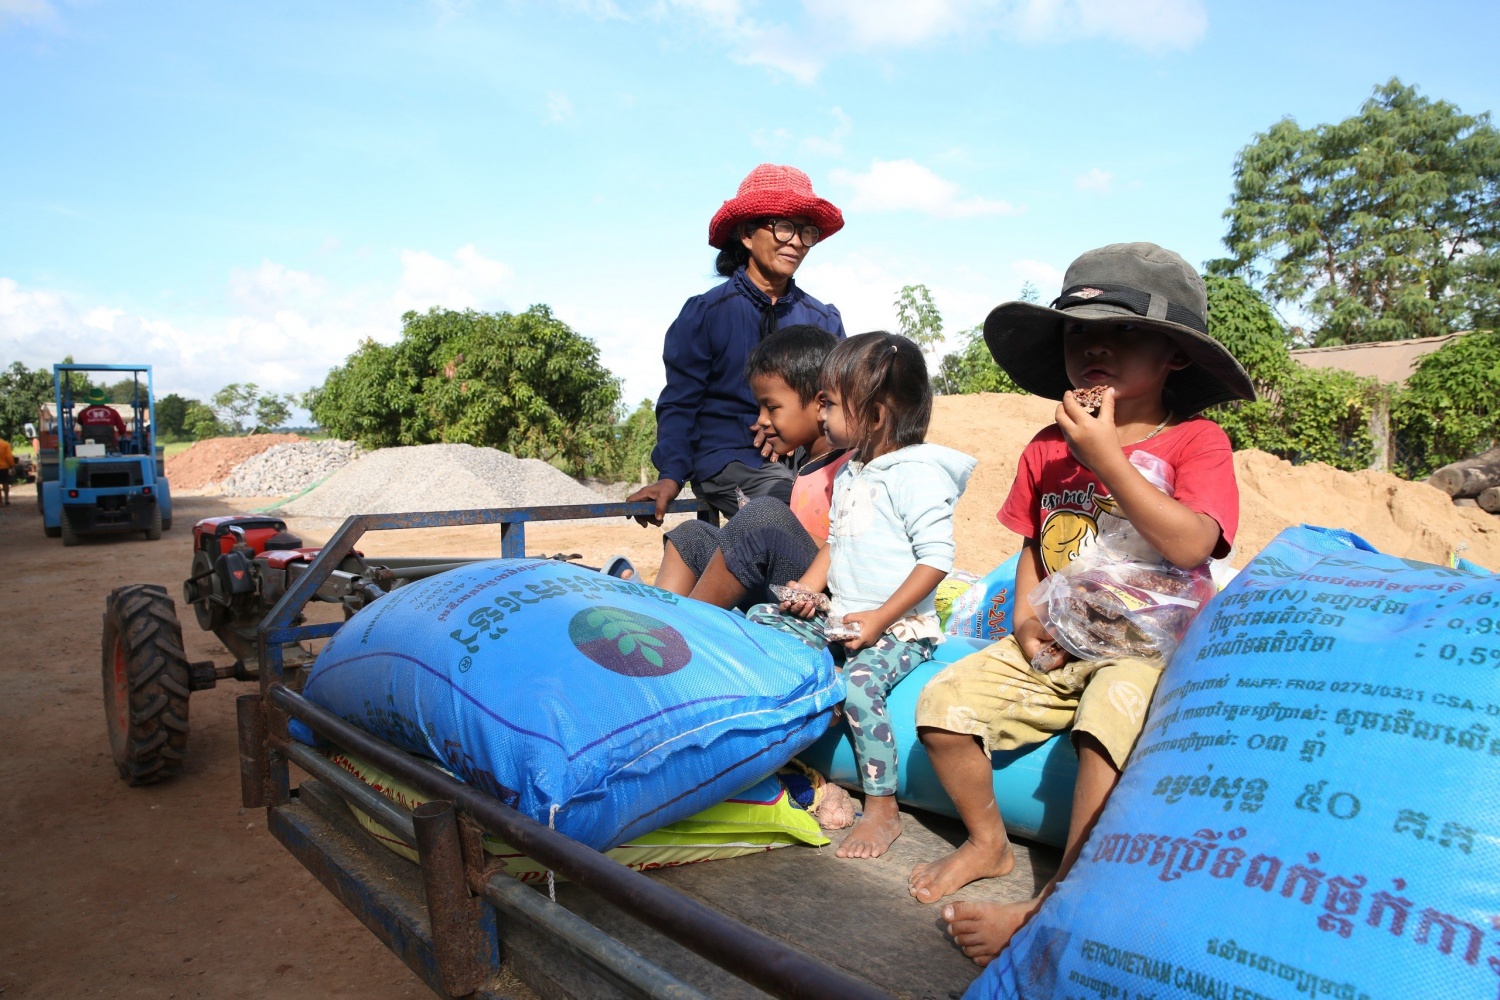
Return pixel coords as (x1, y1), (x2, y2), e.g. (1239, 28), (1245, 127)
(770, 583), (831, 612)
(822, 615), (862, 642)
(1071, 385), (1107, 414)
(1028, 640), (1068, 672)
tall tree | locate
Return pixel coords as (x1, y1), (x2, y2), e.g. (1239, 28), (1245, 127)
(153, 393), (194, 438)
(1214, 79), (1500, 345)
(894, 284), (949, 392)
(307, 305), (621, 476)
(254, 393), (293, 432)
(211, 382), (260, 435)
(1204, 275), (1377, 470)
(0, 362), (54, 441)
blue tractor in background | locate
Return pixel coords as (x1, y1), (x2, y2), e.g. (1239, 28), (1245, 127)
(39, 363), (172, 546)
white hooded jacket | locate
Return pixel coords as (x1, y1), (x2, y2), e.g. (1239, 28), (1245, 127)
(826, 442), (977, 627)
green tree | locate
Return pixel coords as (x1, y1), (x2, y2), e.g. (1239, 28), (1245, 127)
(596, 399), (658, 483)
(105, 377), (149, 404)
(153, 393), (194, 439)
(1204, 275), (1378, 470)
(935, 281), (1036, 395)
(0, 362), (54, 441)
(184, 402), (225, 440)
(211, 382), (261, 435)
(1392, 330), (1500, 476)
(937, 326), (1025, 395)
(254, 393), (293, 432)
(894, 284), (944, 350)
(1214, 78), (1500, 345)
(308, 305), (621, 476)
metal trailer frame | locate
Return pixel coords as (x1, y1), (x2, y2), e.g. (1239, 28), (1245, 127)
(237, 499), (893, 1000)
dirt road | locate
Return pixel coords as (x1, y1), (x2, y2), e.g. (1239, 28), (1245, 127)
(0, 486), (673, 998)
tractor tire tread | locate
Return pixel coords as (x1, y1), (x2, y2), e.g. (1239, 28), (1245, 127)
(102, 584), (192, 786)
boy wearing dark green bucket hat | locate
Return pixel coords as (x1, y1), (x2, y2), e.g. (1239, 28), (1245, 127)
(907, 243), (1255, 963)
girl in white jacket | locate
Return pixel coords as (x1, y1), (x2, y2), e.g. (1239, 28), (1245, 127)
(750, 331), (976, 859)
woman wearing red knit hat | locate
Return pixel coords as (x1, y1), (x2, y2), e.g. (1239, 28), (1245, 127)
(628, 164), (846, 533)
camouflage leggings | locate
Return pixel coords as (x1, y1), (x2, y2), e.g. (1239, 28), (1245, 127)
(748, 604), (936, 796)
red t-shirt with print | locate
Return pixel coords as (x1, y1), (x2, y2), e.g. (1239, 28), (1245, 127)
(998, 416), (1239, 576)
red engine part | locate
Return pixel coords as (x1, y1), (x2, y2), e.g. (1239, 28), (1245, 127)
(192, 515), (293, 557)
(262, 547), (324, 570)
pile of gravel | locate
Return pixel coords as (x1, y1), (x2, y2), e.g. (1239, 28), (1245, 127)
(277, 443), (608, 518)
(220, 440), (364, 497)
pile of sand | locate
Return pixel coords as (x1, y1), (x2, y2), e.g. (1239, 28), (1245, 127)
(165, 433), (303, 490)
(927, 393), (1500, 572)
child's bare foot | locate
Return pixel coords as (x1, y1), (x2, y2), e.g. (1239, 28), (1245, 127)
(907, 839), (1014, 902)
(835, 794), (902, 858)
(811, 782), (856, 830)
(941, 896), (1043, 966)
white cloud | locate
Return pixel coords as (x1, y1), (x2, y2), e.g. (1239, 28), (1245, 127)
(1013, 258), (1065, 295)
(0, 0), (57, 29)
(750, 106), (853, 158)
(545, 91), (574, 123)
(427, 0), (473, 21)
(1008, 0), (1206, 52)
(572, 0), (1203, 84)
(805, 0), (976, 48)
(830, 159), (1018, 218)
(801, 106), (853, 156)
(228, 261), (326, 314)
(1074, 167), (1114, 193)
(393, 244), (513, 314)
(82, 307), (124, 331)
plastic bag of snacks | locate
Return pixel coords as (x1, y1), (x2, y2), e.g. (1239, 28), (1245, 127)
(1027, 451), (1216, 664)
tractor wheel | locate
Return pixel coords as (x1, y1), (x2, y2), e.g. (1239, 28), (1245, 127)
(43, 523), (60, 538)
(102, 585), (191, 785)
(61, 514), (79, 547)
(144, 504), (162, 541)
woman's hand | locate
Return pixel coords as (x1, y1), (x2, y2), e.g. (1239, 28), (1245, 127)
(751, 419), (777, 459)
(626, 478), (681, 526)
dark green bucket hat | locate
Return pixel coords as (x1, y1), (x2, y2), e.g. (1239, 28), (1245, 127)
(982, 242), (1255, 416)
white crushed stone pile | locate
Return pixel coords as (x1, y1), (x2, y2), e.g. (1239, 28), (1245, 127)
(278, 443), (608, 518)
(220, 440), (364, 497)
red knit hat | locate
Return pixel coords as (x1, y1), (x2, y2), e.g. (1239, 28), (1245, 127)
(708, 164), (845, 249)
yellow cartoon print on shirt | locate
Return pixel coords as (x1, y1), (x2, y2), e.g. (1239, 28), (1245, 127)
(1037, 485), (1119, 574)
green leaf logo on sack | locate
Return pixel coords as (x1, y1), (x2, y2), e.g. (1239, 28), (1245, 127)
(567, 607), (692, 677)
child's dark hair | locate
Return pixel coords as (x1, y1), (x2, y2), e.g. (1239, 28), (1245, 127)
(822, 331), (931, 457)
(745, 325), (840, 404)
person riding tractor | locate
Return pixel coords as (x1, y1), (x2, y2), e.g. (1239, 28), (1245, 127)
(77, 387), (129, 451)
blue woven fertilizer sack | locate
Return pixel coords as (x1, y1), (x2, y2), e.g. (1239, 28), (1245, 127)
(296, 558), (843, 851)
(968, 526), (1500, 1000)
(946, 551), (1021, 641)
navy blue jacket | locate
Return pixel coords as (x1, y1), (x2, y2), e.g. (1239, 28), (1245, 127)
(652, 267), (845, 485)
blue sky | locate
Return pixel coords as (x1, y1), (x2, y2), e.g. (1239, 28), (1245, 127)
(4, 0), (1499, 412)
